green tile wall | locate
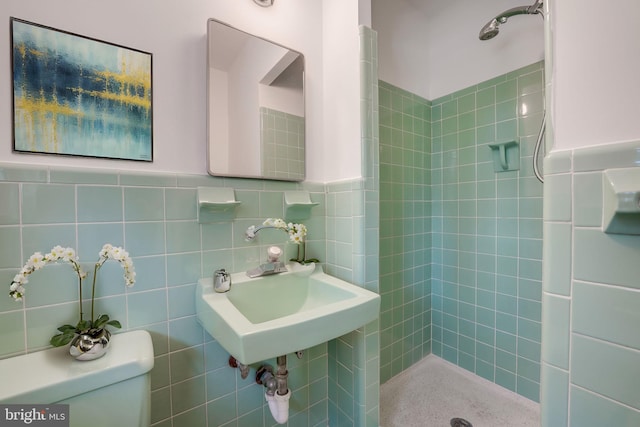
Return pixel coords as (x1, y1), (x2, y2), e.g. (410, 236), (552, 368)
(378, 61), (545, 402)
(326, 26), (381, 427)
(0, 163), (333, 427)
(430, 61), (544, 402)
(260, 107), (305, 180)
(378, 81), (432, 382)
(541, 140), (640, 426)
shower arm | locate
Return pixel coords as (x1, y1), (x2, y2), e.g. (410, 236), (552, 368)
(495, 3), (542, 24)
(478, 1), (543, 41)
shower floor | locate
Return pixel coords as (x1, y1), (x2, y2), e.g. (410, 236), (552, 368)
(380, 355), (540, 427)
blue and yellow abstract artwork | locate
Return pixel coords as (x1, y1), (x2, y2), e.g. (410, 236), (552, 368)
(11, 18), (153, 161)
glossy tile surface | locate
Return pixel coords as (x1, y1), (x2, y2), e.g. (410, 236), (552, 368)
(77, 186), (123, 222)
(542, 222), (571, 295)
(571, 334), (640, 408)
(0, 183), (19, 225)
(541, 294), (570, 369)
(430, 61), (544, 402)
(21, 184), (75, 224)
(574, 229), (640, 288)
(379, 79), (431, 383)
(0, 163), (330, 427)
(542, 139), (640, 426)
(570, 386), (640, 427)
(573, 281), (640, 350)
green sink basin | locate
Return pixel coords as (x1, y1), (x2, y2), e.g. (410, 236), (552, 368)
(196, 265), (380, 364)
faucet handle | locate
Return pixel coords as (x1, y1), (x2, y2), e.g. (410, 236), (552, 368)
(267, 246), (282, 262)
(213, 269), (231, 293)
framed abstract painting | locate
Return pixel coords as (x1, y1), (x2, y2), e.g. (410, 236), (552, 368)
(10, 18), (153, 161)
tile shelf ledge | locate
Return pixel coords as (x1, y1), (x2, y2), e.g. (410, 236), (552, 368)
(284, 191), (318, 221)
(197, 187), (241, 223)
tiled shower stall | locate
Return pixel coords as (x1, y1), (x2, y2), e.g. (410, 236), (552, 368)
(379, 61), (545, 401)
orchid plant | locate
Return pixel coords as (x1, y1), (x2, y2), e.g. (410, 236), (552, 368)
(9, 244), (135, 347)
(263, 218), (319, 265)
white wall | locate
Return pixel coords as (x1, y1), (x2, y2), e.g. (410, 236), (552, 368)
(225, 37), (293, 175)
(373, 0), (544, 100)
(258, 54), (304, 117)
(322, 0), (362, 181)
(550, 0), (640, 150)
(7, 0), (635, 180)
(210, 69), (230, 174)
(1, 0), (356, 181)
(372, 0), (430, 99)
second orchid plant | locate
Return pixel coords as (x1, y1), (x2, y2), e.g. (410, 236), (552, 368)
(9, 243), (136, 347)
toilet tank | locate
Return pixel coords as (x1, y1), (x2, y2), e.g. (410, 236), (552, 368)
(0, 330), (154, 427)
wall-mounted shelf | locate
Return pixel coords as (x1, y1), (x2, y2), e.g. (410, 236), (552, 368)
(488, 140), (519, 172)
(284, 191), (318, 221)
(197, 187), (241, 223)
(603, 168), (640, 235)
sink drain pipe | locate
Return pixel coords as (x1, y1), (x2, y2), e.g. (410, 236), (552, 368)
(256, 355), (290, 424)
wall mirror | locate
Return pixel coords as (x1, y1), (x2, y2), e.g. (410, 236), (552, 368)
(207, 19), (305, 181)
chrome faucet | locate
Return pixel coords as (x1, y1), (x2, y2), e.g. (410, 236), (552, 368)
(245, 224), (279, 241)
(246, 246), (287, 278)
(213, 269), (231, 293)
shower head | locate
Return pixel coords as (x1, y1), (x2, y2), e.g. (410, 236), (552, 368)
(478, 0), (543, 41)
(479, 19), (500, 40)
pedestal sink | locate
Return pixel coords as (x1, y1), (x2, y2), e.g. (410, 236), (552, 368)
(196, 265), (380, 364)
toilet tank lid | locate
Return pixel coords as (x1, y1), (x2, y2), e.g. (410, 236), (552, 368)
(0, 330), (154, 404)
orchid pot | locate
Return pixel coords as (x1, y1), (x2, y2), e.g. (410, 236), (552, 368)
(69, 327), (112, 361)
(287, 261), (316, 277)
